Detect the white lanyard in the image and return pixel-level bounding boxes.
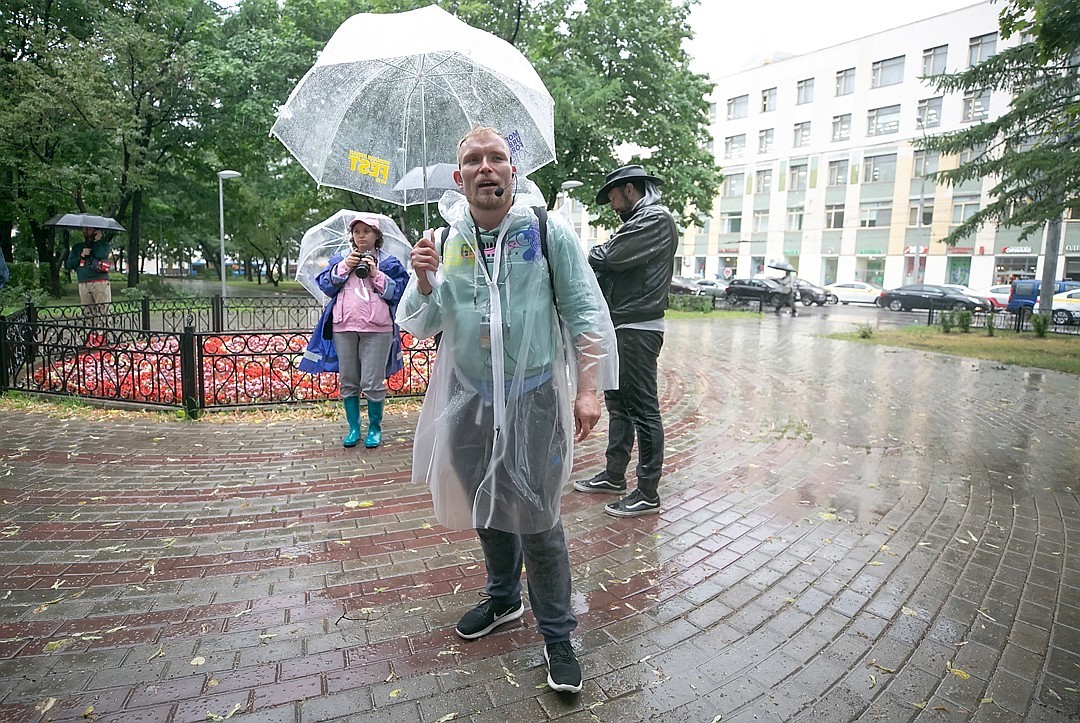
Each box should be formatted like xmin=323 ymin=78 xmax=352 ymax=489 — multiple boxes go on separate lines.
xmin=465 ymin=219 xmax=511 ymax=437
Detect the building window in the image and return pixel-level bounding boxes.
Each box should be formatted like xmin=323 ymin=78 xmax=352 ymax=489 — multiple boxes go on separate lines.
xmin=828 ymin=159 xmax=849 ymax=186
xmin=959 ymin=143 xmax=987 ymax=165
xmin=867 ymin=105 xmax=901 ymax=136
xmin=724 ymin=134 xmax=746 ymax=159
xmin=913 ymin=150 xmax=939 ymax=177
xmin=835 ymin=68 xmax=855 ymax=96
xmin=922 ymin=45 xmax=948 ymax=77
xmin=708 ymin=102 xmax=717 ymax=124
xmin=908 ymin=201 xmax=934 ymax=226
xmin=723 ymin=173 xmax=744 ymax=197
xmin=793 ymin=121 xmax=812 ymax=147
xmin=871 ymin=56 xmax=905 ymax=87
xmin=862 ymin=154 xmax=897 ymax=183
xmin=831 ymin=114 xmax=851 ymax=142
xmin=796 ymin=78 xmax=814 ymax=104
xmin=755 ymin=169 xmax=773 ymax=194
xmin=721 ymin=212 xmax=742 ymax=234
xmin=859 ymin=201 xmax=892 ymax=228
xmin=787 ymin=206 xmax=805 ymax=231
xmin=761 ymin=87 xmax=776 ymax=112
xmin=969 ymin=33 xmax=997 ymax=66
xmin=788 ymin=162 xmax=808 ymax=191
xmin=726 ymin=94 xmax=748 ymax=119
xmin=825 ymin=204 xmax=845 ymax=229
xmin=952 ymin=195 xmax=981 ymax=224
xmin=753 ymin=209 xmax=769 ymax=232
xmin=758 ymin=128 xmax=774 ymax=153
xmin=963 ymin=89 xmax=991 ymax=122
xmin=917 ymin=97 xmax=943 ymax=129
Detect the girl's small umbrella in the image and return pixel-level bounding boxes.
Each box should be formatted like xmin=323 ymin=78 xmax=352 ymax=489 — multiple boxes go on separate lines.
xmin=295 ymin=210 xmax=412 ymax=305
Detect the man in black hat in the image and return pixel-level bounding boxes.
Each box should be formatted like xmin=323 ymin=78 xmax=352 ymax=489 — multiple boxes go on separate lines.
xmin=574 ymin=164 xmax=677 ymax=517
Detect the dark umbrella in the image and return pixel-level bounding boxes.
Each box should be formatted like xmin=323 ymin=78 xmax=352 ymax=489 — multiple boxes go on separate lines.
xmin=46 ymin=214 xmax=126 ymax=232
xmin=768 ymin=260 xmax=796 ymax=272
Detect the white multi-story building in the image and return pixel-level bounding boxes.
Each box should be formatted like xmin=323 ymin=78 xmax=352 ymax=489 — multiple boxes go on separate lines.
xmin=673 ymin=1 xmax=1080 ymax=288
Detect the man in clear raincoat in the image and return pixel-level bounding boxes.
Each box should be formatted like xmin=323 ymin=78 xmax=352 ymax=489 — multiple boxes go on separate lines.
xmin=397 ymin=127 xmax=618 ymax=693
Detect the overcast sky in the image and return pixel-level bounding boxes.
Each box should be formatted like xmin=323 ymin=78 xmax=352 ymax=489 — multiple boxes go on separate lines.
xmin=685 ymin=0 xmax=991 ymax=77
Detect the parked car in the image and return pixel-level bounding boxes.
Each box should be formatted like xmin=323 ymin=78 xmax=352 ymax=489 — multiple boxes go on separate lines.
xmin=694 ymin=278 xmax=729 ymax=297
xmin=942 ymin=284 xmax=996 ymax=310
xmin=724 ymin=277 xmax=783 ymax=306
xmin=792 ymin=278 xmax=835 ymax=306
xmin=669 ymin=276 xmax=703 ymax=295
xmin=823 ymin=281 xmax=883 ymax=305
xmin=1051 ymin=289 xmax=1080 ymax=325
xmin=878 ymin=284 xmax=992 ymax=312
xmin=1007 ymin=279 xmax=1080 ymax=315
xmin=973 ymin=284 xmax=1012 ymax=309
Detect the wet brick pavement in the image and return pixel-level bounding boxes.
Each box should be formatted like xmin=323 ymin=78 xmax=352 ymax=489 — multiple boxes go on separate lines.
xmin=1 ymin=312 xmax=1078 ymax=722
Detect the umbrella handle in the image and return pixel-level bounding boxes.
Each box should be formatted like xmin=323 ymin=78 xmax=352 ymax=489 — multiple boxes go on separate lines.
xmin=426 ymin=269 xmax=443 ymax=289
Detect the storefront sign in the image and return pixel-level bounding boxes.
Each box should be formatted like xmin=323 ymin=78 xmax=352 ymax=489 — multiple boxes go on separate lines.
xmin=948 ymin=246 xmax=973 ymax=254
xmin=1003 ymin=246 xmax=1033 ymax=254
xmin=858 ymin=249 xmax=883 ymax=255
xmin=903 ymin=245 xmax=928 ymax=254
xmin=1065 ymin=245 xmax=1080 ymax=253
xmin=717 ymin=248 xmax=740 ymax=254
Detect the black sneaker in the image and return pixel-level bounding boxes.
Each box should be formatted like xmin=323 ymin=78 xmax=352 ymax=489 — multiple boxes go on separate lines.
xmin=544 ymin=641 xmax=582 ymax=693
xmin=572 ymin=470 xmax=627 ymax=495
xmin=605 ymin=489 xmax=661 ymax=518
xmin=455 ymin=597 xmax=524 ymax=640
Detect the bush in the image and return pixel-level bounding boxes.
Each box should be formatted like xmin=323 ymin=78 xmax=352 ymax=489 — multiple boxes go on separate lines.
xmin=986 ymin=313 xmax=996 ymax=336
xmin=940 ymin=311 xmax=954 ymax=334
xmin=1031 ymin=312 xmax=1051 ymax=337
xmin=857 ymin=323 xmax=874 ymax=339
xmin=667 ymin=294 xmax=714 ymax=312
xmin=955 ymin=310 xmax=972 ymax=333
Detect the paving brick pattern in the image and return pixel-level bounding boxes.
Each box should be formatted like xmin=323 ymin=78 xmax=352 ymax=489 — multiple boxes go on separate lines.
xmin=1 ymin=314 xmax=1078 ymax=722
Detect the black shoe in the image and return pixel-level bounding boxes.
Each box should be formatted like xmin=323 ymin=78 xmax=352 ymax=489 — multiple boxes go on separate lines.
xmin=605 ymin=489 xmax=661 ymax=518
xmin=572 ymin=470 xmax=627 ymax=495
xmin=455 ymin=597 xmax=524 ymax=640
xmin=544 ymin=641 xmax=582 ymax=693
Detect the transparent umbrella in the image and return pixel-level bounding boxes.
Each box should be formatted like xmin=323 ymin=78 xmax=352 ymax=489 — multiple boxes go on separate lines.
xmin=46 ymin=214 xmax=126 ymax=232
xmin=295 ymin=210 xmax=412 ymax=305
xmin=269 ymin=4 xmax=556 ymax=225
xmin=391 ymin=163 xmax=459 ymax=206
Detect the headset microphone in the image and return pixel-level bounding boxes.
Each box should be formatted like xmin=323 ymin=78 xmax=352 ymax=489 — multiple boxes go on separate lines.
xmin=493 ymin=172 xmax=517 ymax=197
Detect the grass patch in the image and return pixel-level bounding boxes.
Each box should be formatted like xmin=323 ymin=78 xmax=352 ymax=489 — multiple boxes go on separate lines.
xmin=829 ymin=325 xmax=1080 ymax=376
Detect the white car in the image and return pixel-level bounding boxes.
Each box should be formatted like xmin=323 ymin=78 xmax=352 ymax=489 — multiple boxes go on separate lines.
xmin=1051 ymin=289 xmax=1080 ymax=325
xmin=973 ymin=284 xmax=1011 ymax=308
xmin=823 ymin=281 xmax=883 ymax=305
xmin=942 ymin=284 xmax=996 ymax=309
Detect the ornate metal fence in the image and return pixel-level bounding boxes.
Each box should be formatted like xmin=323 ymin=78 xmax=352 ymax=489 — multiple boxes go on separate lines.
xmin=0 ymin=296 xmax=436 ymax=415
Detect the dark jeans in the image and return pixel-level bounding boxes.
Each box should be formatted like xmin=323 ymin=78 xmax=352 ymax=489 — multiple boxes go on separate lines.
xmin=604 ymin=327 xmax=664 ymax=497
xmin=447 ymin=380 xmax=576 ymax=643
xmin=476 ymin=523 xmax=576 ymax=644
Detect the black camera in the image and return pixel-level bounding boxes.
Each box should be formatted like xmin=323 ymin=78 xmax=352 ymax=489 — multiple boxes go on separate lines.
xmin=354 ymin=251 xmax=377 ymax=279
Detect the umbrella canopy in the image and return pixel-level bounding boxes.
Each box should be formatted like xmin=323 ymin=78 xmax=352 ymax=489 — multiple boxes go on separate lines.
xmin=270 ymin=4 xmax=555 ymax=220
xmin=295 ymin=210 xmax=412 ymax=305
xmin=768 ymin=260 xmax=796 ymax=272
xmin=46 ymin=214 xmax=126 ymax=232
xmin=391 ymin=163 xmax=460 ymax=204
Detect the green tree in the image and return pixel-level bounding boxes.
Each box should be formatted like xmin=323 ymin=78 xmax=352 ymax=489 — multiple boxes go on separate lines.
xmin=918 ymin=0 xmax=1079 ymax=311
xmin=461 ymin=0 xmax=722 ymax=225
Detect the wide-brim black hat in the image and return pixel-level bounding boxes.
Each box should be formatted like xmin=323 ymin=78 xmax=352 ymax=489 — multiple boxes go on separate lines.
xmin=595 ymin=164 xmax=663 ymax=205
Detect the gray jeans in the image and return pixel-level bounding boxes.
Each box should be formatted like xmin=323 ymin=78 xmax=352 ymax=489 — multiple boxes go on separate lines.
xmin=333 ymin=330 xmax=392 ymax=402
xmin=477 ymin=522 xmax=576 ymax=644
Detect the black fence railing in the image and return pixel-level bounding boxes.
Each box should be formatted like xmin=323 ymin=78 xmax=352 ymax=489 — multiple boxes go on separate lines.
xmin=0 ymin=296 xmax=436 ymax=415
xmin=925 ymin=307 xmax=1080 ymax=335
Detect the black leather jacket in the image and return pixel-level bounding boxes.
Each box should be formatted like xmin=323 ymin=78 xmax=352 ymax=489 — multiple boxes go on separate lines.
xmin=588 ymin=202 xmax=677 ymax=326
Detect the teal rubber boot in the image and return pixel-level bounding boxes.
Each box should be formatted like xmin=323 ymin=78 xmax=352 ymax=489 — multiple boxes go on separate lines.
xmin=342 ymin=396 xmax=363 ymax=448
xmin=364 ymin=399 xmax=384 ymax=448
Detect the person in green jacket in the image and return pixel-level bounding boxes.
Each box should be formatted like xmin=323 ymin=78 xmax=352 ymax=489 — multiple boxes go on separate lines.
xmin=65 ymin=227 xmax=113 ymax=330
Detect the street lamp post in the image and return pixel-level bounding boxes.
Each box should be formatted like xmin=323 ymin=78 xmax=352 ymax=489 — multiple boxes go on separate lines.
xmin=217 ymin=170 xmax=242 ymax=298
xmin=557 ymin=180 xmax=583 ymax=209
